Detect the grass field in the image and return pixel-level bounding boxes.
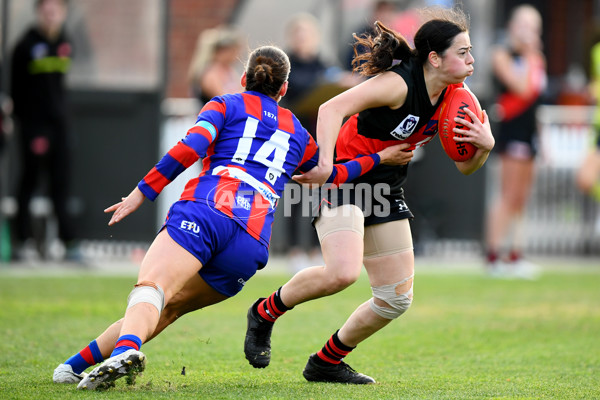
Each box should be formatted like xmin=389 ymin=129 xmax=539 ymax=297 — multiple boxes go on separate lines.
xmin=0 ymin=260 xmax=599 ymax=399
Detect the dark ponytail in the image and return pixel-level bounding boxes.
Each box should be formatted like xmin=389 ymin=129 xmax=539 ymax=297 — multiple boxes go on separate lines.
xmin=352 ymin=6 xmax=470 ymax=76
xmin=352 ymin=21 xmax=413 ymax=76
xmin=245 ymin=46 xmax=290 ymax=97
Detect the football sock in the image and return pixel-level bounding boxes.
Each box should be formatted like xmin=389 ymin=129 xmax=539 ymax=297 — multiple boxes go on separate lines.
xmin=508 ymin=249 xmax=522 ymax=262
xmin=486 ymin=250 xmax=498 ymax=263
xmin=65 ymin=339 xmax=105 ymax=374
xmin=315 ymin=330 xmax=355 ymax=365
xmin=110 ymin=334 xmax=142 ymax=357
xmin=257 ymin=287 xmax=292 ymax=323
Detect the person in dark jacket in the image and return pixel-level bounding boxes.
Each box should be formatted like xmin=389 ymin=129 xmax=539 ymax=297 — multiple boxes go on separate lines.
xmin=10 ymin=0 xmax=76 ymax=261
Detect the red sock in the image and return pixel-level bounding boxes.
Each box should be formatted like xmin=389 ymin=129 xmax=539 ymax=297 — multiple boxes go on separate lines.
xmin=509 ymin=249 xmax=521 ymax=262
xmin=257 ymin=288 xmax=291 ymax=323
xmin=64 ymin=340 xmax=104 ymax=374
xmin=486 ymin=250 xmax=499 ymax=263
xmin=316 ymin=330 xmax=355 ymax=365
xmin=110 ymin=334 xmax=142 ymax=357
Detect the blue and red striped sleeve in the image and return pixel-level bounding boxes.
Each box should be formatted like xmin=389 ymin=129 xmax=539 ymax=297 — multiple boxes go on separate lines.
xmin=138 ymin=98 xmax=226 ymax=201
xmin=327 ymin=153 xmax=380 ymax=185
xmin=296 ymin=134 xmax=381 ymax=185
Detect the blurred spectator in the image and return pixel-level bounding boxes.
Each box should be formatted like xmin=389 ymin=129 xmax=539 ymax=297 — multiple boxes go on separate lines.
xmin=389 ymin=0 xmax=424 ymax=47
xmin=281 ymin=13 xmax=360 ymax=131
xmin=484 ymin=4 xmax=546 ymax=278
xmin=0 ymin=92 xmax=12 ymax=158
xmin=281 ymin=13 xmax=329 ymax=110
xmin=344 ymin=0 xmax=398 ymax=70
xmin=10 ymin=0 xmax=78 ymax=262
xmin=280 ymin=13 xmax=329 ymax=271
xmin=279 ymin=13 xmax=360 ymax=271
xmin=0 ymin=76 xmax=13 ymax=263
xmin=576 ymin=39 xmax=600 ymax=212
xmin=556 ymin=64 xmax=592 ymax=106
xmin=187 ymin=26 xmax=244 ymax=105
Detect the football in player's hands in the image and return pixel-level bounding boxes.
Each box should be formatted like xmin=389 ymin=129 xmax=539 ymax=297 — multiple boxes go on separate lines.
xmin=438 ymin=87 xmax=483 ymax=162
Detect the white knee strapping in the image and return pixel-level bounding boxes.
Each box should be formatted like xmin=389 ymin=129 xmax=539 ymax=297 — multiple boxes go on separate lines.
xmin=369 ymin=274 xmax=414 ymax=320
xmin=127 ymin=283 xmax=165 ymax=317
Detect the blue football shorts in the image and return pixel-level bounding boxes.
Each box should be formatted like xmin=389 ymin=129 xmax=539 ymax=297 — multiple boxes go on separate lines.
xmin=162 ymin=200 xmax=269 ymax=297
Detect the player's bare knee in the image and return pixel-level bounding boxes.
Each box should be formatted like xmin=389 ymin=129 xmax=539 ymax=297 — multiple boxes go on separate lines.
xmin=327 ymin=269 xmax=361 ymax=292
xmin=127 ymin=281 xmax=165 ymax=317
xmin=369 ymin=275 xmax=414 ymax=319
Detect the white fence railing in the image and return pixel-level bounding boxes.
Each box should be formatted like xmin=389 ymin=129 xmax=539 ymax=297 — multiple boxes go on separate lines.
xmin=525 ymin=105 xmax=598 ymax=255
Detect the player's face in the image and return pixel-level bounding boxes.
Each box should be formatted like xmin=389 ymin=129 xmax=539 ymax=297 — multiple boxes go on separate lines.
xmin=440 ymin=32 xmax=474 ymax=83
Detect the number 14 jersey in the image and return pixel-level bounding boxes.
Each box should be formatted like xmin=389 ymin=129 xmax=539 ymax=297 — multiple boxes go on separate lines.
xmin=138 ymin=91 xmax=380 ymax=247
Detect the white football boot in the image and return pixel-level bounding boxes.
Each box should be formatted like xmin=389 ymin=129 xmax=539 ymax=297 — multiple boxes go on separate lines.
xmin=77 ymin=349 xmax=146 ymax=390
xmin=510 ymin=259 xmax=541 ymax=280
xmin=53 ymin=363 xmax=88 ymax=384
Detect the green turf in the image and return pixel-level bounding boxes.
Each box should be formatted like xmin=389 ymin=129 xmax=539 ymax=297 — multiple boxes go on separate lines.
xmin=0 ymin=263 xmax=598 ymax=399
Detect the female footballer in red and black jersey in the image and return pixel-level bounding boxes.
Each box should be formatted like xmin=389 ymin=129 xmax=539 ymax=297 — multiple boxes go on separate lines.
xmin=245 ymin=7 xmax=495 ymax=384
xmin=323 ymin=56 xmax=465 ymax=225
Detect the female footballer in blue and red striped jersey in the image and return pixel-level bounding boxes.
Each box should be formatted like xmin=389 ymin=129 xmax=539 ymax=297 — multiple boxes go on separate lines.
xmin=244 ymin=7 xmax=495 ymax=384
xmin=53 ymin=45 xmax=410 ymax=390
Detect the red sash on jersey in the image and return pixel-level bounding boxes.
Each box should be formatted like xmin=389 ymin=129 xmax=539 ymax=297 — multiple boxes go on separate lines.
xmin=496 ymin=54 xmax=545 ymax=122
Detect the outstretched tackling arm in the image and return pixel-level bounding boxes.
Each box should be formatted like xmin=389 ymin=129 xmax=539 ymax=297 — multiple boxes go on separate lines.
xmin=293 ymin=133 xmax=380 ymax=186
xmin=138 ymin=100 xmax=224 ymax=200
xmin=293 ymin=134 xmax=414 ymax=186
xmin=105 ymin=99 xmax=225 ymax=225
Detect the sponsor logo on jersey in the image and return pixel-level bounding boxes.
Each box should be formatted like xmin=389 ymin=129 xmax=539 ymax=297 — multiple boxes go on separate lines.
xmin=205 ymin=179 xmax=273 ymax=220
xmin=235 ymin=195 xmax=252 ymax=210
xmin=212 ymin=166 xmax=279 ymax=209
xmin=390 ymin=114 xmax=420 ymax=140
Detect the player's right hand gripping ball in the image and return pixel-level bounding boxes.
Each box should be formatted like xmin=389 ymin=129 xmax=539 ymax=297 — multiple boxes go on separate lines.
xmin=438 ymin=87 xmax=483 ymax=162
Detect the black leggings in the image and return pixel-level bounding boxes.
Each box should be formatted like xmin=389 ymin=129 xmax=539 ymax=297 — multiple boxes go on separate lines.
xmin=15 ymin=119 xmax=74 ymax=243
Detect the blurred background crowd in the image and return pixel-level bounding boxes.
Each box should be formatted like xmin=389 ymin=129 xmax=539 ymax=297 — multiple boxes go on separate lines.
xmin=0 ymin=0 xmax=598 ymax=270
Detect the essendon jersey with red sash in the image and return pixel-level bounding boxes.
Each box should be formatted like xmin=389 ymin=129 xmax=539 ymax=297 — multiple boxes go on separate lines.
xmin=494 ymin=48 xmax=545 ymax=142
xmin=335 ymin=57 xmax=463 ymax=194
xmin=495 ymin=49 xmax=545 ymax=123
xmin=138 ymin=91 xmax=380 ymax=246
